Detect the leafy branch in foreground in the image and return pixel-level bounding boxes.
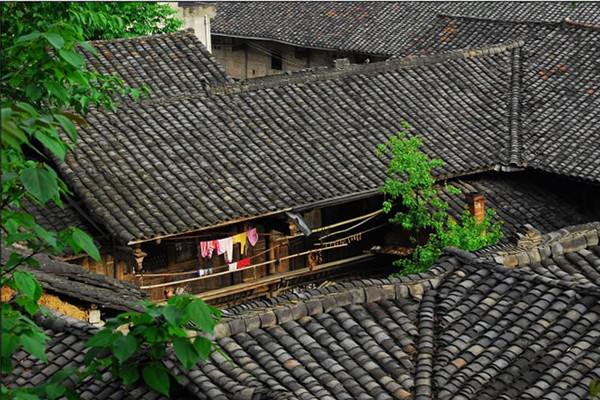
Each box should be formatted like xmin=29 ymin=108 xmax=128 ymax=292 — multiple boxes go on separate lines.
xmin=378 ymin=122 xmax=503 ymax=275
xmin=84 ymin=296 xmax=221 ymax=396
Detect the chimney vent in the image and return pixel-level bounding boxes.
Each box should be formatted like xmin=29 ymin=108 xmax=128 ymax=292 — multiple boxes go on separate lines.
xmin=465 ymin=193 xmax=485 ymax=224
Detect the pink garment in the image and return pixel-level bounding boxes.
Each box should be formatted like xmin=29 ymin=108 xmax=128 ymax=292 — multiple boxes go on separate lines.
xmin=246 ymin=228 xmax=259 ymax=246
xmin=217 ymin=237 xmax=234 ymax=263
xmin=200 ymin=241 xmax=210 ymax=258
xmin=200 ymin=240 xmax=218 ymax=258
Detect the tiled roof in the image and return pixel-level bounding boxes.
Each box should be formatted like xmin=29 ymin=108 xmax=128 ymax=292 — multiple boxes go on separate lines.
xmin=2 ymin=309 xmax=165 ymax=399
xmin=441 ymin=174 xmax=594 ymax=241
xmin=408 ymin=18 xmax=600 ymax=182
xmin=61 ymin=42 xmax=517 ymax=243
xmin=83 ymin=29 xmax=233 ymax=100
xmin=1 ymin=247 xmax=147 ymax=312
xmin=5 ymin=223 xmax=600 ymax=398
xmin=211 ymin=2 xmax=600 ymax=56
xmin=174 ymin=222 xmax=600 ymax=399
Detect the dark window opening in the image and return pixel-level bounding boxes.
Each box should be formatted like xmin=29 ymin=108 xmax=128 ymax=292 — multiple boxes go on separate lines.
xmin=271 ymin=51 xmax=283 ymax=70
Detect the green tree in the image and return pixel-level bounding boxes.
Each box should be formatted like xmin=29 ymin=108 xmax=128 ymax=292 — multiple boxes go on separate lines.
xmin=378 ymin=122 xmax=503 ymax=275
xmin=2 ymin=3 xmax=218 ymax=398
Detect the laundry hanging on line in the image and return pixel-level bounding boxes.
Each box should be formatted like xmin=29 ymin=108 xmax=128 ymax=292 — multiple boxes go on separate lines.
xmin=232 ymin=232 xmax=248 ymax=255
xmin=198 ymin=227 xmax=260 ymax=260
xmin=200 ymin=240 xmax=218 ymax=258
xmin=237 ymin=258 xmax=251 ymax=269
xmin=247 ymin=228 xmax=259 ymax=246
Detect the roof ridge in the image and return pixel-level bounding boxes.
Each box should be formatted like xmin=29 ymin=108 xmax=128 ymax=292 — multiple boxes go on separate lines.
xmin=507 ymin=46 xmax=523 ymax=166
xmin=564 ymin=16 xmax=600 ymax=31
xmin=213 ymin=257 xmax=461 ymax=339
xmin=87 ymin=28 xmax=196 ymax=45
xmin=436 ymin=13 xmax=565 ymax=26
xmin=487 ymin=261 xmax=600 ymax=297
xmin=85 ymin=39 xmax=522 ymax=112
xmin=205 ymin=39 xmax=524 ymax=97
xmin=486 ymin=221 xmax=600 ymax=267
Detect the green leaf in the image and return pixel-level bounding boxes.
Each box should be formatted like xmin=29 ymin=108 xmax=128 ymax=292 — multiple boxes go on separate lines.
xmin=34 ymin=131 xmax=67 ymax=160
xmin=13 ymin=270 xmax=38 ymax=299
xmin=185 ymin=300 xmax=216 ymax=334
xmin=173 ymin=337 xmax=198 ymax=371
xmin=72 ymin=228 xmax=100 ymax=260
xmin=58 ymin=49 xmax=84 ymax=68
xmin=21 ymin=333 xmax=47 ymax=362
xmin=17 ymin=31 xmax=41 ymax=43
xmin=48 ymin=367 xmax=78 ymax=384
xmin=1 ymin=333 xmax=20 ymax=359
xmin=162 ymin=305 xmax=183 ymax=326
xmin=192 ymin=336 xmax=212 ymax=360
xmin=142 ymin=363 xmax=170 ymax=396
xmin=112 ymin=335 xmax=138 ymax=363
xmin=43 ymin=81 xmax=69 ymax=104
xmin=85 ymin=329 xmax=116 ymax=348
xmin=83 ymin=346 xmax=102 ymax=366
xmin=20 ymin=167 xmax=58 ymax=204
xmin=42 ymin=33 xmax=65 ymax=49
xmin=54 ymin=114 xmax=78 ymax=141
xmin=77 ymin=41 xmax=97 ymax=55
xmin=2 ymin=356 xmax=13 ymax=373
xmin=25 ymin=84 xmax=43 ymax=102
xmin=45 ymin=383 xmax=66 ymax=399
xmin=119 ymin=363 xmax=140 ymax=386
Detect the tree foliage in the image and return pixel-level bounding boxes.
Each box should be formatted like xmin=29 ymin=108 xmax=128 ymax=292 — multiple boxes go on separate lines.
xmin=85 ymin=296 xmax=221 ymax=396
xmin=378 ymin=122 xmax=503 ymax=275
xmin=1 ymin=3 xmax=219 ymax=398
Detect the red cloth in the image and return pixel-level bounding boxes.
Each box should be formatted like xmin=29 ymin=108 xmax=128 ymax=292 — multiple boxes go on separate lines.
xmin=237 ymin=258 xmax=251 ymax=269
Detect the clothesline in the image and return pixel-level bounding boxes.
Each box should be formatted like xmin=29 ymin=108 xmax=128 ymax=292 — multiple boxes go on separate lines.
xmin=316 ymin=223 xmax=387 ymax=247
xmin=318 ymin=211 xmax=382 ymax=240
xmin=285 ymin=209 xmax=383 ymax=239
xmin=163 ymin=231 xmax=283 ymax=240
xmin=139 ymin=242 xmax=349 ymax=290
xmin=135 ymin=243 xmax=280 ymax=278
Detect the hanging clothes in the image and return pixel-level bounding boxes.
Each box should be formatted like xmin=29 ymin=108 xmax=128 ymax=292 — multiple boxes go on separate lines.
xmin=233 ymin=232 xmax=248 ymax=255
xmin=217 ymin=237 xmax=234 ymax=263
xmin=200 ymin=240 xmax=218 ymax=258
xmin=228 ymin=262 xmax=237 ymax=271
xmin=237 ymin=258 xmax=251 ymax=269
xmin=246 ymin=228 xmax=259 ymax=246
xmin=199 ymin=241 xmax=210 ymax=258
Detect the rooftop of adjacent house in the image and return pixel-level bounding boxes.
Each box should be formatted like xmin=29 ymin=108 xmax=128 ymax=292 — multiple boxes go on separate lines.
xmin=1 ymin=246 xmax=147 ymax=312
xmin=7 ymin=222 xmax=599 ymax=398
xmin=405 ymin=17 xmax=600 ymax=183
xmin=211 ymin=1 xmax=600 ymax=56
xmin=440 ymin=173 xmax=595 ymax=243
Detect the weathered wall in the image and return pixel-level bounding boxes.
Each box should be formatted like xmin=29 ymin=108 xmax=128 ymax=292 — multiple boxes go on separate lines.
xmin=211 ymin=37 xmax=381 ymax=79
xmin=167 ymin=2 xmax=216 ymax=51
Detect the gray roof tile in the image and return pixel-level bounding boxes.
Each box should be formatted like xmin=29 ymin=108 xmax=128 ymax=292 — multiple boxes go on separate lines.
xmin=211 ymin=2 xmax=600 ymax=56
